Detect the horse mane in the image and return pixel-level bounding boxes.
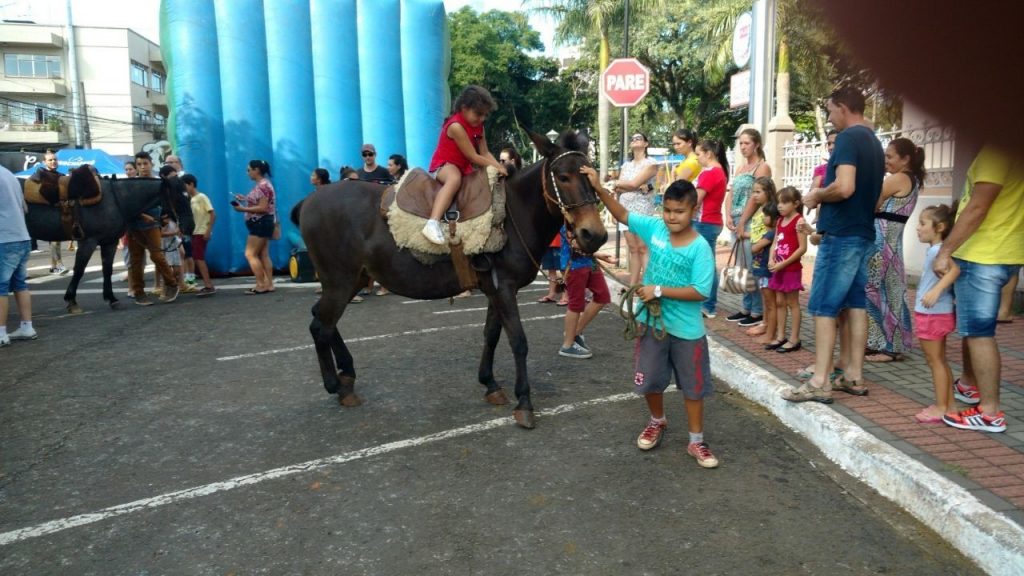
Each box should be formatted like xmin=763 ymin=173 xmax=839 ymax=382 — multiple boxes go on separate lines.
xmin=556 ymin=130 xmax=589 ymax=153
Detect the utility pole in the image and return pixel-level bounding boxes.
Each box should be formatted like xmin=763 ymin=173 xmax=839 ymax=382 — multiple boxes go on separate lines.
xmin=65 ymin=0 xmax=86 ymax=147
xmin=750 ymin=0 xmax=776 ymax=137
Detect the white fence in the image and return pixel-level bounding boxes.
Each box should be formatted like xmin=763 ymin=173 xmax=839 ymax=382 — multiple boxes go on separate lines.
xmin=782 ymin=124 xmax=956 ymax=193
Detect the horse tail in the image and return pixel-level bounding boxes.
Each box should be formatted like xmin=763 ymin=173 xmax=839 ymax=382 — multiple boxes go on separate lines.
xmin=290 ymin=198 xmax=305 ymax=226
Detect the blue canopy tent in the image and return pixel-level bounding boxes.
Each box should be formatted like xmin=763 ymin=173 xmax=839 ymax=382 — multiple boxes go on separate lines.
xmin=15 ymin=149 xmax=128 ymax=177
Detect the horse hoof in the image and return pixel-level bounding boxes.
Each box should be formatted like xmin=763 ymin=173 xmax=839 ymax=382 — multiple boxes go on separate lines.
xmin=513 ymin=409 xmax=535 ymax=429
xmin=338 ymin=394 xmax=363 ymax=407
xmin=485 ymin=389 xmax=509 ymax=405
xmin=67 ymin=304 xmax=84 ymax=315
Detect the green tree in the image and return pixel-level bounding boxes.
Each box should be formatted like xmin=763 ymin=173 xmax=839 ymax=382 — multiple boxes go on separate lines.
xmin=448 ymin=7 xmax=593 ymax=156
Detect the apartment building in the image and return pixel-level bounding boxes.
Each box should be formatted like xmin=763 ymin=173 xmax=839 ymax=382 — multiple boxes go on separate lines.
xmin=0 ymin=20 xmax=167 ymax=155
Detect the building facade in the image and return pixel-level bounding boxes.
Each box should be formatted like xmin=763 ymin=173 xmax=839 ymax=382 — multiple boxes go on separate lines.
xmin=0 ymin=21 xmax=167 ymax=155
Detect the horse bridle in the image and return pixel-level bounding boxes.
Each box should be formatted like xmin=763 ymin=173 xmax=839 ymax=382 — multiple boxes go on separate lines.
xmin=540 ymin=150 xmax=600 ymax=218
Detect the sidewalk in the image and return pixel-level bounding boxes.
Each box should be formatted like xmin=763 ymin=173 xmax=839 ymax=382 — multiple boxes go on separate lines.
xmin=602 ymin=233 xmax=1024 ymax=575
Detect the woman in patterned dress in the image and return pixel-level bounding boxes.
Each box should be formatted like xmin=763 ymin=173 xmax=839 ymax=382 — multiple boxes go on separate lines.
xmin=609 ymin=133 xmax=659 ymax=287
xmin=865 ymin=138 xmax=926 ymax=361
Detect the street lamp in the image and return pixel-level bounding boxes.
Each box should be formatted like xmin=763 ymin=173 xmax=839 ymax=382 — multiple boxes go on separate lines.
xmin=546 ymin=129 xmax=558 ymax=142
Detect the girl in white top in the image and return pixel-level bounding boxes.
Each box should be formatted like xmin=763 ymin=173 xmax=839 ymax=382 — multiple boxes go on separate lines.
xmin=609 ymin=132 xmax=658 ymax=287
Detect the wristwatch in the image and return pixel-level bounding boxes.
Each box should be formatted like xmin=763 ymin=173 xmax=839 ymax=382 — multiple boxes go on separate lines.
xmin=653 ymin=285 xmax=662 ymax=298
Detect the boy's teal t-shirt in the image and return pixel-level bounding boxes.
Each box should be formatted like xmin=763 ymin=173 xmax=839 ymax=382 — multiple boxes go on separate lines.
xmin=628 ymin=213 xmax=715 ymax=340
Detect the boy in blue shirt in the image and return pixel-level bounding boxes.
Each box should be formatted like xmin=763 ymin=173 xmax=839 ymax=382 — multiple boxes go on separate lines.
xmin=557 ymin=224 xmax=616 ymax=359
xmin=583 ymin=166 xmax=719 ymax=468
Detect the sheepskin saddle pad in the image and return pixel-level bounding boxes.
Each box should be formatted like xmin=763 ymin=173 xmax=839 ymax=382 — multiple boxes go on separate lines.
xmin=380 ymin=167 xmax=507 ymax=261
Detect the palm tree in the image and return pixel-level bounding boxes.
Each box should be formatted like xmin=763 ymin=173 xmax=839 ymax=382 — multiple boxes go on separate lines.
xmin=690 ymin=0 xmax=835 ymax=138
xmin=527 ymin=0 xmax=666 ymax=176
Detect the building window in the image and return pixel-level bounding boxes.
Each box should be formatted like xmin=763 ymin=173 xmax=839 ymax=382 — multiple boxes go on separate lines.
xmin=130 ymin=61 xmax=148 ymax=86
xmin=133 ymin=106 xmax=152 ymax=130
xmin=150 ymin=71 xmax=164 ymax=93
xmin=3 ymin=53 xmax=62 ymax=79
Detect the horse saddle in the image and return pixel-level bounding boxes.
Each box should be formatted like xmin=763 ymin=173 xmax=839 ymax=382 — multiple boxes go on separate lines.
xmin=380 ymin=168 xmax=492 ymax=222
xmin=22 ymin=165 xmax=103 ymax=240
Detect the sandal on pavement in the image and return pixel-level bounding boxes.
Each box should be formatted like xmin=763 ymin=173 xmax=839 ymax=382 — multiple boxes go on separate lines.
xmin=776 ymin=340 xmax=802 ymax=353
xmin=781 ymin=384 xmax=833 ymax=404
xmin=865 ymin=351 xmax=902 ymax=362
xmin=832 ymin=375 xmax=869 ymax=396
xmin=764 ymin=339 xmax=787 ymax=351
xmin=537 ymin=295 xmax=557 ymax=303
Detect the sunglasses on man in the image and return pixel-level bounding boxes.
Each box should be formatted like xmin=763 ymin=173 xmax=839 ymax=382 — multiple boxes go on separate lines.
xmin=362 ymin=151 xmax=375 ymax=157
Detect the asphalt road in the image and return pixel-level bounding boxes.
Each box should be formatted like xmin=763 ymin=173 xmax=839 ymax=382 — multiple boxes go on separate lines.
xmin=1 ymin=255 xmax=978 ymax=575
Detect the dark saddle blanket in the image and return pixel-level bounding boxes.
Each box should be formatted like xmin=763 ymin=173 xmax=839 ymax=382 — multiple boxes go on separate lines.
xmin=380 ymin=168 xmax=492 ymax=221
xmin=23 ymin=165 xmax=102 ymax=207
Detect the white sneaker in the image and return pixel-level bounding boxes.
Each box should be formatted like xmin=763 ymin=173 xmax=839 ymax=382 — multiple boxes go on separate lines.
xmin=0 ymin=334 xmax=9 ymax=347
xmin=422 ymin=219 xmax=446 ymax=245
xmin=56 ymin=264 xmax=69 ymax=275
xmin=9 ymin=326 xmax=38 ymax=340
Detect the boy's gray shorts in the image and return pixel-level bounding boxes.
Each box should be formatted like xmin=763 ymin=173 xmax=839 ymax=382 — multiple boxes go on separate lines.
xmin=632 ymin=328 xmax=713 ymax=400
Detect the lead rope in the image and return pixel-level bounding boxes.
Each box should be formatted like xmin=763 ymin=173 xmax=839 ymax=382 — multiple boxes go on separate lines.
xmin=618 ymin=284 xmax=667 ymax=341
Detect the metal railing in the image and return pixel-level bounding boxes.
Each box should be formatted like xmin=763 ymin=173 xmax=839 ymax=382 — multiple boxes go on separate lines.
xmin=782 ymin=124 xmax=956 ymax=192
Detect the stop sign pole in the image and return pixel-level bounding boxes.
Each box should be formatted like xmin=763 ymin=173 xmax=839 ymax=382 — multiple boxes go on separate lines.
xmin=601 ymin=53 xmax=650 ymax=264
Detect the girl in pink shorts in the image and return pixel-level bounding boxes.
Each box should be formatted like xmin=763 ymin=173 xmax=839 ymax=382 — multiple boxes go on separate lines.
xmin=912 ymin=205 xmax=959 ymax=423
xmin=766 ymin=187 xmax=808 ymax=353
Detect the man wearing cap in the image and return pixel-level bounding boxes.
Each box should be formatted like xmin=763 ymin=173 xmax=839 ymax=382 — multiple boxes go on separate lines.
xmin=357 ymin=144 xmax=392 ymax=183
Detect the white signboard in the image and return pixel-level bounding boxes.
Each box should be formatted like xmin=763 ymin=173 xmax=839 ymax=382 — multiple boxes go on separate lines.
xmin=730 ymin=69 xmax=751 ymax=109
xmin=732 ymin=11 xmax=753 ymax=69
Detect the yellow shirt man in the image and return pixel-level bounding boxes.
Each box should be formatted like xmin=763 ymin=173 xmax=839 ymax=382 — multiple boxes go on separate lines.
xmin=954 ymin=145 xmax=1024 ymax=264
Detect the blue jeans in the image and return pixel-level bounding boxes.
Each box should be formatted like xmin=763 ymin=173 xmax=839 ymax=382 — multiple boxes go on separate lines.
xmin=693 ymin=221 xmax=723 ymax=313
xmin=954 ymin=260 xmax=1020 ymax=337
xmin=731 ymin=217 xmax=762 ymax=316
xmin=807 ymin=234 xmax=876 ymax=318
xmin=0 ymin=240 xmax=31 ymax=294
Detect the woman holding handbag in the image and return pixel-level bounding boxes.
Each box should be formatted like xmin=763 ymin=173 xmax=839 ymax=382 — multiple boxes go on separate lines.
xmin=724 ymin=128 xmax=772 ymax=327
xmin=233 ymin=159 xmax=277 ymax=294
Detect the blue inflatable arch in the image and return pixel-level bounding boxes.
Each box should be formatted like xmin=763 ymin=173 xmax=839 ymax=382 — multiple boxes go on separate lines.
xmin=160 ymin=0 xmax=450 ymax=273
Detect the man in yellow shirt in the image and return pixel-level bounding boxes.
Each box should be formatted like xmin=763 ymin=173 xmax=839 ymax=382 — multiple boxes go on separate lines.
xmin=933 ymin=145 xmax=1024 ymax=433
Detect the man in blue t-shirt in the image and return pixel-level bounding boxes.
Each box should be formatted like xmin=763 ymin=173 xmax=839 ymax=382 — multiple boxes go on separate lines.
xmin=784 ymin=86 xmax=884 ymax=404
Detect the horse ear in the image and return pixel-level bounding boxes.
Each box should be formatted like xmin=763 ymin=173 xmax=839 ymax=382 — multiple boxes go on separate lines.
xmin=527 ymin=130 xmax=557 ymax=159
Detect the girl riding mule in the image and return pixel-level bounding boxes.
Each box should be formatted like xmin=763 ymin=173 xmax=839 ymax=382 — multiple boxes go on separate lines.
xmin=23 ymin=169 xmax=194 ymax=313
xmin=294 ymin=131 xmax=608 ymax=428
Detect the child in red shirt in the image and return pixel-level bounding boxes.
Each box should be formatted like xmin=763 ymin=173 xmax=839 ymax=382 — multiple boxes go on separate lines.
xmin=766 ymin=186 xmax=808 ymax=353
xmin=423 ymin=85 xmax=507 ymax=244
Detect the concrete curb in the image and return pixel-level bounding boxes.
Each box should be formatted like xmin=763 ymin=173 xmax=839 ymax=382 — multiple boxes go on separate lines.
xmin=707 ymin=338 xmax=1024 ymax=576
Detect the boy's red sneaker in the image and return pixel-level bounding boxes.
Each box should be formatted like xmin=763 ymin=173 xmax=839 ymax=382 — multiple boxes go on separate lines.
xmin=687 ymin=442 xmax=720 ymax=468
xmin=637 ymin=419 xmax=666 ymax=450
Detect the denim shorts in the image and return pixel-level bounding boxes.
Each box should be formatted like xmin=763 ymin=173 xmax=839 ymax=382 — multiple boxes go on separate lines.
xmin=0 ymin=240 xmax=31 ymax=294
xmin=807 ymin=234 xmax=876 ymax=318
xmin=953 ymin=260 xmax=1020 ymax=337
xmin=245 ymin=215 xmax=274 ymax=238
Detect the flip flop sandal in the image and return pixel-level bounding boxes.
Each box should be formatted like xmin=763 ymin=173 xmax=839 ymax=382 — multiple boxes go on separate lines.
xmin=832 ymin=375 xmax=869 ymax=396
xmin=537 ymin=295 xmax=557 ymax=303
xmin=781 ymin=384 xmax=834 ymax=404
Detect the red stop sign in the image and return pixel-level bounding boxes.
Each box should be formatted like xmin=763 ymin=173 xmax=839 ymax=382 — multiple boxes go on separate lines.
xmin=601 ymin=58 xmax=650 ymax=107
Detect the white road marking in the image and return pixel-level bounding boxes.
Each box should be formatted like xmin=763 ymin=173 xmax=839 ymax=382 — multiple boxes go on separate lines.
xmin=0 ymin=391 xmax=638 ymax=547
xmin=216 ymin=313 xmax=566 ymax=361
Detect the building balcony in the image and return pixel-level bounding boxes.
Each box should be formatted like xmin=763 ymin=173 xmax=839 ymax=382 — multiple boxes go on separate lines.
xmin=0 ymin=77 xmax=67 ymax=96
xmin=0 ymin=24 xmax=64 ymax=48
xmin=0 ymin=124 xmax=67 ymax=146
